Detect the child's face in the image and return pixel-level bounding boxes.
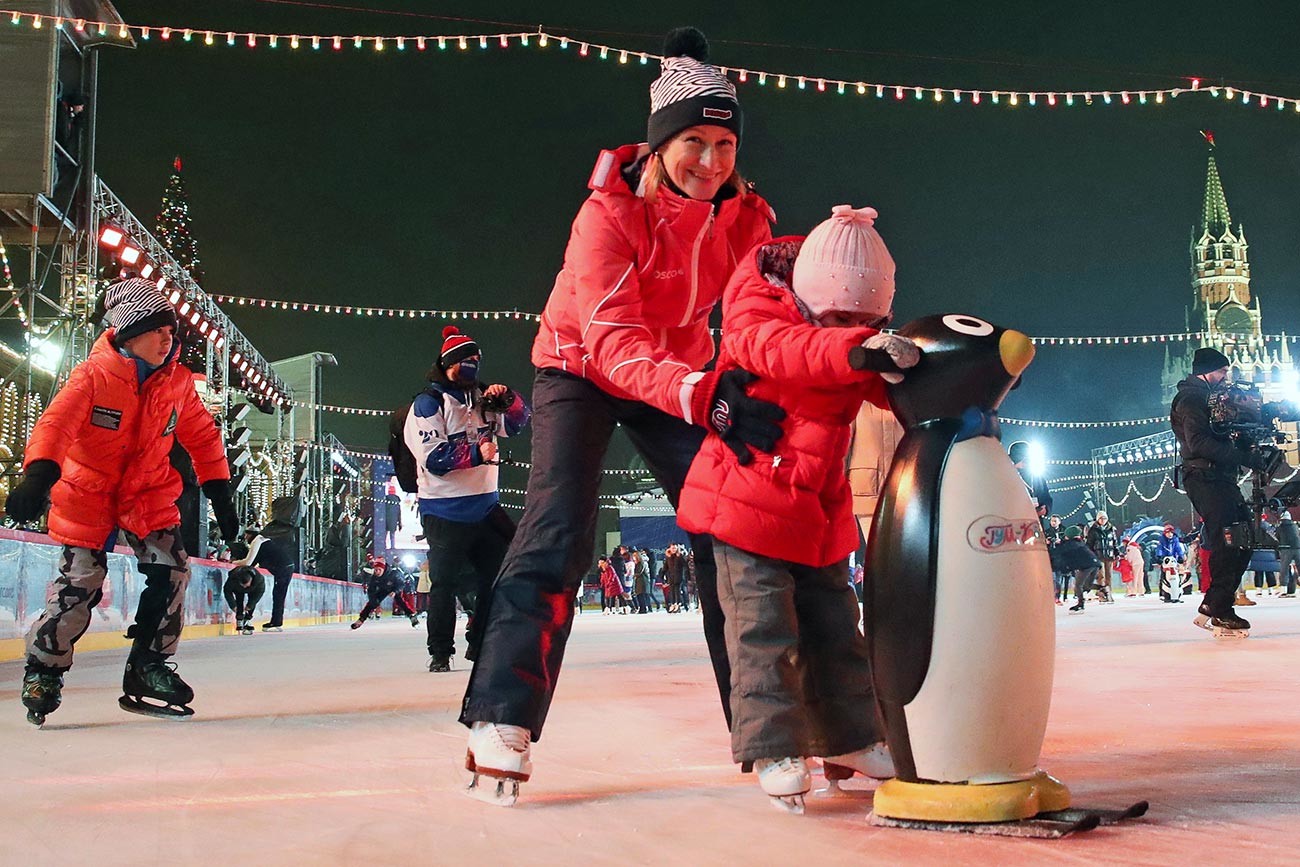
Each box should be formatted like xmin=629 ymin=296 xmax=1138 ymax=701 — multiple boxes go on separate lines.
xmin=815 ymin=309 xmax=891 ymax=329
xmin=123 ymin=325 xmax=174 ymax=366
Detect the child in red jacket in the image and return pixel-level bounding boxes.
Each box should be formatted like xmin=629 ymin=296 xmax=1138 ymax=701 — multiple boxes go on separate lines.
xmin=7 ymin=278 xmax=238 ymax=725
xmin=678 ymin=206 xmax=920 ymax=812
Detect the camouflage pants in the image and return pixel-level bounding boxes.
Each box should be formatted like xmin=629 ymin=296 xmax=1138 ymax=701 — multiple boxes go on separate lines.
xmin=26 ymin=526 xmax=190 ymax=671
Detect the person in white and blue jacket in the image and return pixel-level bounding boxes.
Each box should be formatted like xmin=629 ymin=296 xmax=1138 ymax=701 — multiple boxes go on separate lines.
xmin=405 ymin=326 xmax=531 ymax=672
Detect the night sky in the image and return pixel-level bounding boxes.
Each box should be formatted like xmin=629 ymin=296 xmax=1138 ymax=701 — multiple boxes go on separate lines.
xmin=94 ymin=1 xmax=1300 ymax=514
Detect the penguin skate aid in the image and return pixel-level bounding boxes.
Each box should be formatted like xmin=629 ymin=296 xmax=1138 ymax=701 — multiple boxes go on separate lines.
xmin=859 ymin=313 xmax=1147 ymax=836
xmin=1173 ymin=349 xmax=1300 ymax=640
xmin=6 ymin=277 xmax=238 ymax=726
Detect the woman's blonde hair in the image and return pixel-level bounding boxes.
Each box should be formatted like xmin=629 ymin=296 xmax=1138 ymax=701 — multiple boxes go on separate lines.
xmin=641 ymin=152 xmax=748 ymax=203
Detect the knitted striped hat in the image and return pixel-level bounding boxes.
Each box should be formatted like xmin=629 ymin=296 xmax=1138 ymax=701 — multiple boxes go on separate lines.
xmin=439 ymin=326 xmax=479 ymax=368
xmin=104 ymin=277 xmax=178 ymax=344
xmin=647 ymin=28 xmax=742 ymax=154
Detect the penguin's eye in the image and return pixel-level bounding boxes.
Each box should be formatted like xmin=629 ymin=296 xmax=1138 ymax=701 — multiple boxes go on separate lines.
xmin=942 ymin=314 xmax=994 ymax=336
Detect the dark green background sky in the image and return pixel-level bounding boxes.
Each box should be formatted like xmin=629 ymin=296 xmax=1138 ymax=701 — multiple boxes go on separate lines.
xmin=94 ymin=1 xmax=1300 ymax=512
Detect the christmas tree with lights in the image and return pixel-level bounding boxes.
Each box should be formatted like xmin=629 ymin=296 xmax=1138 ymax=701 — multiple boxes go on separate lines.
xmin=155 ymin=156 xmax=204 ymax=286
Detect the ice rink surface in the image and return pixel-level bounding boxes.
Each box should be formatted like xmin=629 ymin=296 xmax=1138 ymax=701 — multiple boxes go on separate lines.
xmin=3 ymin=596 xmax=1299 ymax=866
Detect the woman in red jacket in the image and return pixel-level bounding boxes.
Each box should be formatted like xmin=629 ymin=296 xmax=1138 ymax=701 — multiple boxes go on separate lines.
xmin=7 ymin=278 xmax=237 ymax=726
xmin=678 ymin=206 xmax=920 ymax=812
xmin=461 ymin=28 xmax=783 ymax=803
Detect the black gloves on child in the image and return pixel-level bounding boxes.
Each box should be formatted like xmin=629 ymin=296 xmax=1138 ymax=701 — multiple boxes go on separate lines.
xmin=202 ymin=479 xmax=240 ymax=542
xmin=6 ymin=460 xmax=60 ymax=523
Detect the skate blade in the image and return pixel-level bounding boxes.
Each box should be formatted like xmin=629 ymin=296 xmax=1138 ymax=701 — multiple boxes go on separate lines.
xmin=465 ymin=773 xmax=520 ymax=807
xmin=118 ymin=696 xmax=195 ymax=719
xmin=1211 ymin=628 xmax=1249 ymax=639
xmin=869 ymin=811 xmax=1100 ymax=838
xmin=768 ymin=793 xmax=807 ymax=815
xmin=813 ymin=779 xmax=846 ymax=798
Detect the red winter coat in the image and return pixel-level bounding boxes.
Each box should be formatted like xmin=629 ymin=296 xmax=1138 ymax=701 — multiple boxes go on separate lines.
xmin=678 ymin=238 xmax=891 ymax=567
xmin=532 ymin=143 xmax=774 ymax=420
xmin=598 ymin=561 xmax=623 ymax=596
xmin=24 ymin=330 xmax=230 ymax=549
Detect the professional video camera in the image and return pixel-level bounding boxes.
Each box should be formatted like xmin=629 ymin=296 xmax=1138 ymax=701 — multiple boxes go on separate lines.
xmin=1207 ymin=381 xmax=1300 ymax=549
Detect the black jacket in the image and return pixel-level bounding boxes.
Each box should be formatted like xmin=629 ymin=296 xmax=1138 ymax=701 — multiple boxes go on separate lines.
xmin=1051 ymin=538 xmax=1101 ymax=572
xmin=1277 ymin=518 xmax=1300 ymax=550
xmin=1171 ymin=375 xmax=1246 ymax=476
xmin=1086 ymin=522 xmax=1121 ymax=559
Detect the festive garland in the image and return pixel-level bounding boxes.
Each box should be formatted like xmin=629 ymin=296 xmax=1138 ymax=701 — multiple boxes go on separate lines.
xmin=10 ymin=11 xmax=1300 ymax=114
xmin=207 ymin=292 xmax=1300 ymax=353
xmin=1001 ymin=415 xmax=1167 ymax=429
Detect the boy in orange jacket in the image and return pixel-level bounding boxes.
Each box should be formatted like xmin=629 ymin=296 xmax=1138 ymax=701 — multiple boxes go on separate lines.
xmin=7 ymin=278 xmax=237 ymax=725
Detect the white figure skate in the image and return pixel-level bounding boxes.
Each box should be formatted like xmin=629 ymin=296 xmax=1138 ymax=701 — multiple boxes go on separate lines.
xmin=816 ymin=741 xmax=895 ymax=796
xmin=465 ymin=721 xmax=532 ymax=807
xmin=755 ymin=757 xmax=812 ymax=814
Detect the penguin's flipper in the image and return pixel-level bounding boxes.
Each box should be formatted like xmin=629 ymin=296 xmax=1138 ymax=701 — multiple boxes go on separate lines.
xmin=864 ymin=417 xmax=963 ymax=781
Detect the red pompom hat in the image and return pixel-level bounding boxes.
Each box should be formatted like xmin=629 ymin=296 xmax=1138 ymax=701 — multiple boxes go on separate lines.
xmin=439 ymin=326 xmax=480 ymax=368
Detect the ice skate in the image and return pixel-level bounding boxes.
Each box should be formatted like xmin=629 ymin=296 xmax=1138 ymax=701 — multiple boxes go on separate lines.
xmin=428 ymin=654 xmax=451 ymax=673
xmin=240 ymin=620 xmax=255 ymax=635
xmin=350 ymin=618 xmax=364 ymax=630
xmin=465 ymin=721 xmax=532 ymax=807
xmin=21 ymin=668 xmax=63 ymax=727
xmin=1194 ymin=604 xmax=1250 ymax=639
xmin=409 ymin=615 xmax=420 ymax=627
xmin=755 ymin=757 xmax=811 ymax=814
xmin=817 ymin=741 xmax=894 ymax=796
xmin=1068 ymin=602 xmax=1084 ymax=614
xmin=261 ymin=623 xmax=283 ymax=632
xmin=119 ymin=652 xmax=195 ymax=718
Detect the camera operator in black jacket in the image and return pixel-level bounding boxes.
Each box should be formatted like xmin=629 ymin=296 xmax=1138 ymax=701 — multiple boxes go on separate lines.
xmin=1170 ymin=348 xmax=1271 ymax=632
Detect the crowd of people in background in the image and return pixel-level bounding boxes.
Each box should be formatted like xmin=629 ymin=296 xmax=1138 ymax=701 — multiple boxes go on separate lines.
xmin=1045 ymin=508 xmax=1300 ymax=614
xmin=592 ymin=543 xmax=697 ymax=615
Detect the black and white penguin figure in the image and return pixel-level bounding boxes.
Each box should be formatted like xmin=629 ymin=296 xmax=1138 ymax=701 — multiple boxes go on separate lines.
xmin=865 ymin=313 xmax=1067 ymax=820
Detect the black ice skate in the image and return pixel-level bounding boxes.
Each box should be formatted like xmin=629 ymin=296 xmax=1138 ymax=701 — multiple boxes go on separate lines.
xmin=240 ymin=620 xmax=254 ymax=635
xmin=428 ymin=654 xmax=451 ymax=673
xmin=261 ymin=623 xmax=283 ymax=632
xmin=21 ymin=668 xmax=64 ymax=727
xmin=119 ymin=651 xmax=195 ymax=718
xmin=1193 ymin=604 xmax=1250 ymax=639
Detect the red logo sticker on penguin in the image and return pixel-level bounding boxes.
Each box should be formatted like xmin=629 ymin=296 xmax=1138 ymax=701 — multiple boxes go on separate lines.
xmin=966 ymin=516 xmax=1045 ymax=554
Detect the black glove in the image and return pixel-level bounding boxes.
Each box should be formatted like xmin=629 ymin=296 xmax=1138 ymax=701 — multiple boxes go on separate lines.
xmin=202 ymin=479 xmax=240 ymax=542
xmin=481 ymin=387 xmax=515 ymax=413
xmin=704 ymin=369 xmax=786 ymax=466
xmin=6 ymin=459 xmax=60 ymax=523
xmin=1244 ymin=445 xmax=1278 ymax=474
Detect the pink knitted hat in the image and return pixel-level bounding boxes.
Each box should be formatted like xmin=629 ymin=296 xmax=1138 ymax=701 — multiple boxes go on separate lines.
xmin=791 ymin=205 xmax=896 ymax=321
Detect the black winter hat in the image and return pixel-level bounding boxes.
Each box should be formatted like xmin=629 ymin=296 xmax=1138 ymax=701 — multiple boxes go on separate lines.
xmin=1192 ymin=347 xmax=1231 ymax=376
xmin=646 ymin=28 xmax=743 ymax=155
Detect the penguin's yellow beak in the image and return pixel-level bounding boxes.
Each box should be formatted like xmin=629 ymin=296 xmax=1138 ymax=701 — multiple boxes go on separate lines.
xmin=999 ymin=329 xmax=1035 ymax=377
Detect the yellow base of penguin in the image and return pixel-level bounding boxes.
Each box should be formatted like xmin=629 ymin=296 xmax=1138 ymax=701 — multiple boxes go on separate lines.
xmin=872 ymin=770 xmax=1071 ymax=823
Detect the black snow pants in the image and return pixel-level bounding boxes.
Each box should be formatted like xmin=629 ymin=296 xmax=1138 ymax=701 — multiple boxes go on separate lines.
xmin=459 ymin=368 xmax=732 ymax=740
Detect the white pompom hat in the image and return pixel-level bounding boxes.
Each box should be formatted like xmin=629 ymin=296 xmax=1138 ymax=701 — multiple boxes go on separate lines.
xmin=791 ymin=205 xmax=896 ymax=322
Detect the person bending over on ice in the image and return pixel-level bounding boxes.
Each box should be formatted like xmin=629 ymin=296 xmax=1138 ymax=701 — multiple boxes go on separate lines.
xmin=1052 ymin=526 xmax=1101 ymax=614
xmin=224 ymin=565 xmax=265 ymax=634
xmin=352 ymin=558 xmax=420 ymax=628
xmin=8 ymin=277 xmax=237 ymax=725
xmin=676 ymin=205 xmax=920 ymax=813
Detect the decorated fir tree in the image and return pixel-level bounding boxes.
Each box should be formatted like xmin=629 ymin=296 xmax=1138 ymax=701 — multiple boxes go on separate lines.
xmin=155 ymin=156 xmax=204 ymax=286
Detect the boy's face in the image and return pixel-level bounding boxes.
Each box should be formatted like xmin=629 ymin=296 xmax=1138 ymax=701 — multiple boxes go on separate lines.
xmin=123 ymin=325 xmax=175 ymax=366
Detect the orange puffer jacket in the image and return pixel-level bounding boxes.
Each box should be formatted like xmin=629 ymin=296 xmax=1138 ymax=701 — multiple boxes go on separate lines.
xmin=24 ymin=330 xmax=230 ymax=549
xmin=532 ymin=143 xmax=774 ymax=420
xmin=677 ymin=238 xmax=891 ymax=568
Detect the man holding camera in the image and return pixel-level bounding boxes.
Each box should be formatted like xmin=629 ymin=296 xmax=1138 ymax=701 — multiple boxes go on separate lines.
xmin=1170 ymin=347 xmax=1272 ymax=634
xmin=404 ymin=326 xmax=531 ymax=672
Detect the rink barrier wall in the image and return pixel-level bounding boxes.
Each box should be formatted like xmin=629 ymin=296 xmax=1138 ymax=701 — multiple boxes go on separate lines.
xmin=0 ymin=528 xmax=369 ymax=662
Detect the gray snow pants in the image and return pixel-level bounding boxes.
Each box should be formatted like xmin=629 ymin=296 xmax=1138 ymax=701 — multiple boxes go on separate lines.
xmin=26 ymin=526 xmax=190 ymax=672
xmin=714 ymin=540 xmax=880 ymax=763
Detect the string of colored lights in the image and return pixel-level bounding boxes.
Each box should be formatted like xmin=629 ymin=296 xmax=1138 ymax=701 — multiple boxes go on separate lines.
xmin=8 ymin=10 xmax=1300 ymax=114
xmin=205 ymin=292 xmax=1297 ymax=349
xmin=1001 ymin=414 xmax=1167 ymax=429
